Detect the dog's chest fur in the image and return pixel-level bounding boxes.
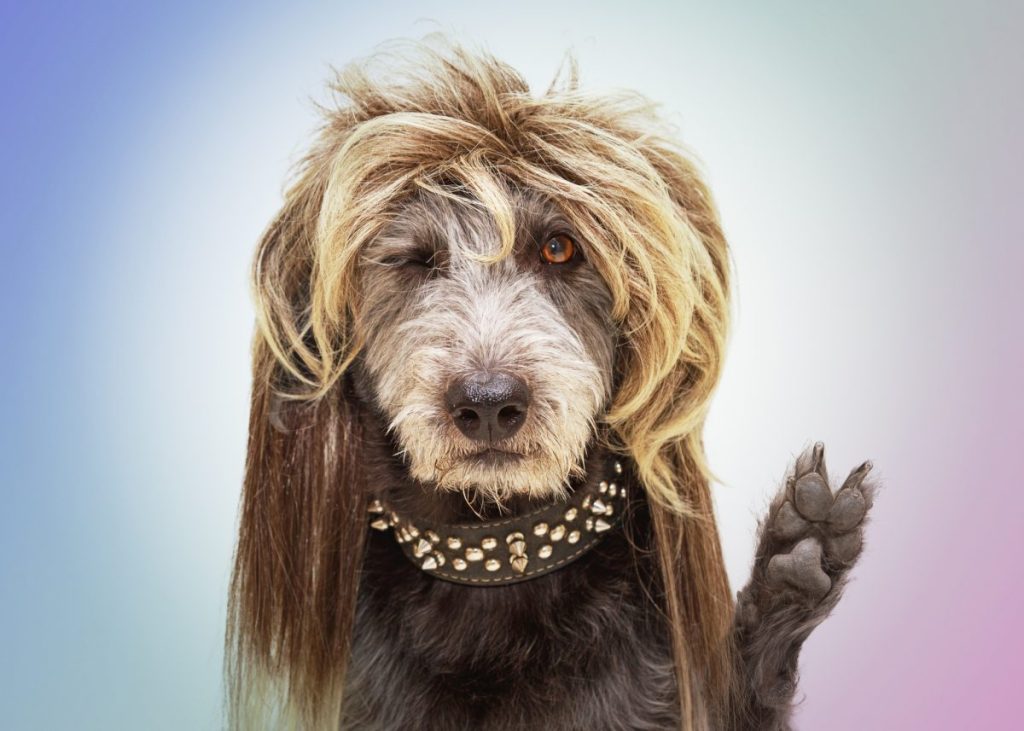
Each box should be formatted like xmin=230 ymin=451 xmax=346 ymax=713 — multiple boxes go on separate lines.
xmin=341 ymin=459 xmax=680 ymax=730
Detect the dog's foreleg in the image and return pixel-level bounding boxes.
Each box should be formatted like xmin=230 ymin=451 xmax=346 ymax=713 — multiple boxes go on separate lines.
xmin=731 ymin=443 xmax=877 ymax=730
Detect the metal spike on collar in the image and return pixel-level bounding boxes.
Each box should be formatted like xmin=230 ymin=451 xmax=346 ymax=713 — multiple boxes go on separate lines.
xmin=412 ymin=538 xmax=432 ymax=558
xmin=509 ymin=540 xmax=527 ymax=557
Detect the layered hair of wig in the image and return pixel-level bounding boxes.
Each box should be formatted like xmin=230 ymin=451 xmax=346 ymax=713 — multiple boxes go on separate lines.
xmin=227 ymin=36 xmax=736 ymax=730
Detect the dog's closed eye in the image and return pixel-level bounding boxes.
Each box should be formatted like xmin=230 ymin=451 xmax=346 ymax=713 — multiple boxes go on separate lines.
xmin=381 ymin=250 xmax=435 ymax=268
xmin=374 ymin=247 xmax=447 ymax=275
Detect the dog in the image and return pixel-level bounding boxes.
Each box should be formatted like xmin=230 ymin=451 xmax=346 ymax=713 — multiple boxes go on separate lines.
xmin=225 ymin=37 xmax=877 ymax=731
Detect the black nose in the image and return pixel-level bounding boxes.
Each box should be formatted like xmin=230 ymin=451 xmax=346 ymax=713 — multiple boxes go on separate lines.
xmin=446 ymin=372 xmax=530 ymax=442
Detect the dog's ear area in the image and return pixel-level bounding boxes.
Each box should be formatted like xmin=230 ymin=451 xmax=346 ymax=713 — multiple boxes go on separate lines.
xmin=226 ymin=155 xmax=369 ymax=731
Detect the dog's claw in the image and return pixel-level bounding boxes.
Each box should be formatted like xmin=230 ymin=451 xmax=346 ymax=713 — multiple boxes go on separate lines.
xmin=810 ymin=441 xmax=825 ymax=472
xmin=840 ymin=460 xmax=873 ymax=493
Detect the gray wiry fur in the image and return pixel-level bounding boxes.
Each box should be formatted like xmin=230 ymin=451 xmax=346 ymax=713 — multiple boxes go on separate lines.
xmin=342 ymin=186 xmax=876 ymax=729
xmin=354 ymin=187 xmax=615 ymax=504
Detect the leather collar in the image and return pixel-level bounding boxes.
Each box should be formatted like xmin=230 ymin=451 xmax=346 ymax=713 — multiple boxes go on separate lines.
xmin=367 ymin=458 xmax=627 ymax=586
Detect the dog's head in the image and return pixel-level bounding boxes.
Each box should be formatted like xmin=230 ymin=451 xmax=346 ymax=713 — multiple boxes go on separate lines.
xmin=350 ymin=185 xmax=615 ymax=502
xmin=231 ymin=37 xmax=734 ymax=731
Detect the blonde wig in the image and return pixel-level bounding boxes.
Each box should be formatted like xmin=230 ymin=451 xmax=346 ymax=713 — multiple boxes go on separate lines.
xmin=227 ymin=37 xmax=737 ymax=730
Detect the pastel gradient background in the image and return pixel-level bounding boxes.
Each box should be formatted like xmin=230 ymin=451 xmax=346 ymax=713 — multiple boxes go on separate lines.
xmin=2 ymin=2 xmax=1021 ymax=729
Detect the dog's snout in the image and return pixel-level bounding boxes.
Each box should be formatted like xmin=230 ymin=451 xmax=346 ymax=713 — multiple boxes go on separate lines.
xmin=446 ymin=372 xmax=530 ymax=442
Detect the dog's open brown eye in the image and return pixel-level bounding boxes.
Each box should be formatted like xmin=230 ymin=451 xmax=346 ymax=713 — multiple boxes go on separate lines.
xmin=540 ymin=234 xmax=578 ymax=265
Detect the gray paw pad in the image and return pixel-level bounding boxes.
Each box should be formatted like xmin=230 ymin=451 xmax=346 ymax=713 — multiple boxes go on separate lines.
xmin=794 ymin=473 xmax=833 ymax=521
xmin=772 ymin=502 xmax=810 ymax=541
xmin=825 ymin=530 xmax=864 ymax=566
xmin=828 ymin=489 xmax=867 ymax=532
xmin=766 ymin=537 xmax=832 ymax=602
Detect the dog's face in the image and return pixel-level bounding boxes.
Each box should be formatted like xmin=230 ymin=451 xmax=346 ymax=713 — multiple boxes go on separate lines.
xmin=351 ymin=187 xmax=616 ymax=502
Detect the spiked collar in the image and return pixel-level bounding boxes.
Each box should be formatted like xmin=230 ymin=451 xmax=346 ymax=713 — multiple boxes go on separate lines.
xmin=366 ymin=458 xmax=627 ymax=586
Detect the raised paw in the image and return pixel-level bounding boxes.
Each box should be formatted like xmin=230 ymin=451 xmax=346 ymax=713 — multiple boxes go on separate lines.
xmin=733 ymin=443 xmax=879 ymax=725
xmin=754 ymin=442 xmax=877 ymax=612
